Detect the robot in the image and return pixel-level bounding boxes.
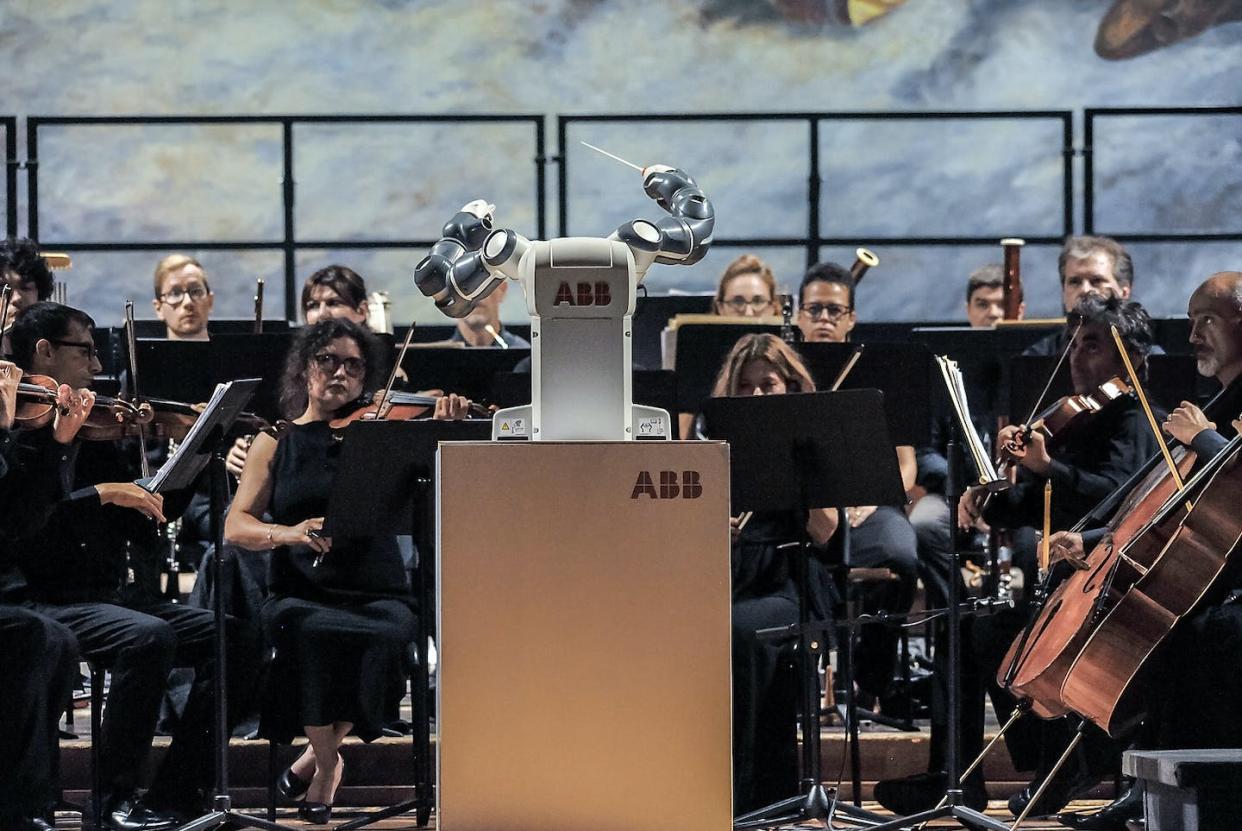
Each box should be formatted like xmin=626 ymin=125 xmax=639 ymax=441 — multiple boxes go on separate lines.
xmin=414 ymin=165 xmax=714 ymax=441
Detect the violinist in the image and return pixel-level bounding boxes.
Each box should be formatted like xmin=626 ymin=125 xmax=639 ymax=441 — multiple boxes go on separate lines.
xmin=708 ymin=333 xmax=839 ymax=813
xmin=151 ymin=254 xmax=213 ymax=341
xmin=712 ymin=254 xmax=779 ymax=318
xmin=1048 ymin=272 xmax=1242 ymax=831
xmin=225 ymin=319 xmax=466 ymax=822
xmin=878 ymin=296 xmax=1161 ymax=819
xmin=0 ymin=358 xmax=82 ymax=831
xmin=6 ymin=302 xmax=218 ymax=829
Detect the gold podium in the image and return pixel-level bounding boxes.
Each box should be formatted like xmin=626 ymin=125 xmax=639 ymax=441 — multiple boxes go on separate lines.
xmin=437 ymin=441 xmax=733 ymax=830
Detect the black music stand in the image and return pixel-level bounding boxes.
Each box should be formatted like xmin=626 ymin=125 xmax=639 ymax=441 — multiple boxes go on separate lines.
xmin=397 ymin=346 xmax=531 ymax=404
xmin=320 ymin=419 xmax=493 ymax=830
xmin=173 ymin=381 xmax=298 ymax=831
xmin=865 ymin=425 xmax=1010 ymax=831
xmin=703 ymin=389 xmax=904 ymax=830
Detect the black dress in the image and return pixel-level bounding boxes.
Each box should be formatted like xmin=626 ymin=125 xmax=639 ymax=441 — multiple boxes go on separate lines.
xmin=260 ymin=421 xmax=416 ymax=743
xmin=731 ymin=510 xmax=836 ymax=814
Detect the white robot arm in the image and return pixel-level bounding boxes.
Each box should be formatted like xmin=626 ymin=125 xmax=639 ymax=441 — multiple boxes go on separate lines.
xmin=414 ymin=167 xmax=714 ymax=317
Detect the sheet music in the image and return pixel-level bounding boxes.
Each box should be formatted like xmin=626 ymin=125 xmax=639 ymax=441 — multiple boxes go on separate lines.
xmin=934 ymin=355 xmax=1007 ymax=491
xmin=147 ymin=379 xmax=258 ymax=493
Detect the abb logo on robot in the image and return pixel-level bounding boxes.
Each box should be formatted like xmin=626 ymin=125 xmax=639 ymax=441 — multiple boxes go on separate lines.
xmin=631 ymin=470 xmax=703 ymax=499
xmin=554 ymin=281 xmax=611 ymax=307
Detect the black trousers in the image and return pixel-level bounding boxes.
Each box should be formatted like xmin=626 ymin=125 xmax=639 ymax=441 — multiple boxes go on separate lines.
xmin=844 ymin=506 xmax=919 ymax=697
xmin=27 ymin=599 xmax=217 ymax=807
xmin=0 ymin=605 xmax=79 ymax=820
xmin=732 ymin=593 xmax=800 ymax=815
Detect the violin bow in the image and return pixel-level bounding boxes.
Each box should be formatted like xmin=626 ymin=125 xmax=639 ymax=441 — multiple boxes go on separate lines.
xmin=0 ymin=284 xmax=11 ymax=335
xmin=1019 ymin=321 xmax=1083 ymax=430
xmin=1109 ymin=324 xmax=1189 ymax=507
xmin=373 ymin=325 xmax=417 ymax=419
xmin=123 ymin=301 xmax=152 ymax=479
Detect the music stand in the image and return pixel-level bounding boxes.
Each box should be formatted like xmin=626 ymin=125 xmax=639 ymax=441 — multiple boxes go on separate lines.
xmin=321 ymin=419 xmax=493 ymax=830
xmin=174 ymin=382 xmax=298 ymax=831
xmin=703 ymin=389 xmax=904 ymax=829
xmin=397 ymin=347 xmax=531 ymax=404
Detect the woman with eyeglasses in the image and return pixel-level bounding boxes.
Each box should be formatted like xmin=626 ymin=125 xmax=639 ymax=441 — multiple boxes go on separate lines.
xmin=712 ymin=254 xmax=779 ymax=318
xmin=225 ymin=319 xmax=466 ymax=822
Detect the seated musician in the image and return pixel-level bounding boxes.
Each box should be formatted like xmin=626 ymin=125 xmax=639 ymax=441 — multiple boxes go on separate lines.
xmin=795 ymin=262 xmax=920 ymax=707
xmin=225 ymin=319 xmax=468 ymax=822
xmin=1024 ymin=236 xmax=1134 ymax=357
xmin=709 ymin=333 xmax=839 ymax=814
xmin=6 ymin=302 xmax=217 ymax=829
xmin=0 ymin=358 xmax=82 ymax=831
xmin=878 ymin=295 xmax=1161 ymax=819
xmin=302 ymin=264 xmax=370 ymax=326
xmin=449 ymin=276 xmax=529 ymax=347
xmin=1048 ymin=272 xmax=1242 ymax=831
xmin=712 ymin=254 xmax=779 ymax=318
xmin=0 ymin=237 xmax=55 ymax=352
xmin=965 ymin=263 xmax=1023 ymax=329
xmin=151 ymin=254 xmax=213 ymax=341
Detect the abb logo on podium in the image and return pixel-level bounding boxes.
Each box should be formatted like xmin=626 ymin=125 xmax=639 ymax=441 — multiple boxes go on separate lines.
xmin=631 ymin=470 xmax=702 ymax=499
xmin=554 ymin=281 xmax=612 ymax=307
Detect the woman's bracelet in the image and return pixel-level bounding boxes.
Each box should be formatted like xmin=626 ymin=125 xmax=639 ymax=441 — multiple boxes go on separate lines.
xmin=265 ymin=523 xmax=277 ymax=549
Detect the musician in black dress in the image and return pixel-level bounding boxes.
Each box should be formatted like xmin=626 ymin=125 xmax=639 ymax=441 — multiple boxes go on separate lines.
xmin=710 ymin=334 xmax=840 ymax=814
xmin=225 ymin=318 xmax=467 ymax=822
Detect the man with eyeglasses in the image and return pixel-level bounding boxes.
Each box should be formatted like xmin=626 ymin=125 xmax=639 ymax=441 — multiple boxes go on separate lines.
xmin=5 ymin=302 xmax=220 ymax=828
xmin=796 ymin=261 xmax=857 ymax=343
xmin=152 ymin=255 xmax=213 ymax=341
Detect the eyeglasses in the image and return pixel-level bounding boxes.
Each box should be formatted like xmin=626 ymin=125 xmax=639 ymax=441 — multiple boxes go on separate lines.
xmin=720 ymin=296 xmax=774 ymax=313
xmin=157 ymin=286 xmax=210 ymax=305
xmin=800 ymin=302 xmax=852 ymax=321
xmin=312 ymin=352 xmax=366 ymax=378
xmin=49 ymin=339 xmax=99 ymax=360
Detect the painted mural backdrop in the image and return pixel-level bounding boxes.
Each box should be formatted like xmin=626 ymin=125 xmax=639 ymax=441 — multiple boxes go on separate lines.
xmin=1 ymin=0 xmax=1239 ymax=325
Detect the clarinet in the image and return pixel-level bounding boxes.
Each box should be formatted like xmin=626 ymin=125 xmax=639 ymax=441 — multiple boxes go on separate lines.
xmin=780 ymin=293 xmax=796 ymax=344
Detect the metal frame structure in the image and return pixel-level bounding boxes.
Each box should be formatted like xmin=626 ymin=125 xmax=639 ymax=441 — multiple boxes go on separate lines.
xmin=557 ymin=111 xmax=1075 ymax=268
xmin=24 ymin=114 xmax=546 ymax=320
xmin=1084 ymin=105 xmax=1242 ymax=243
xmin=3 ymin=116 xmax=16 ymax=237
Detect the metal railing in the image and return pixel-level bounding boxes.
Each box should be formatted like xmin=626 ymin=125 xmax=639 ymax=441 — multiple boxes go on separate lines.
xmin=1084 ymin=106 xmax=1242 ymax=243
xmin=25 ymin=114 xmax=547 ymax=319
xmin=558 ymin=111 xmax=1075 ymax=269
xmin=3 ymin=116 xmax=16 ymax=238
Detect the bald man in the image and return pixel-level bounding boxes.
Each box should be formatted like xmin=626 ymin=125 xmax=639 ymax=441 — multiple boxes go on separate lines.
xmin=1052 ymin=272 xmax=1242 ymax=831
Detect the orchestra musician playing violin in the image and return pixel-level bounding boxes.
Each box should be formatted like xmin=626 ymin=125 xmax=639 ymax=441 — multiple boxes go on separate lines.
xmin=5 ymin=302 xmax=221 ymax=829
xmin=709 ymin=333 xmax=840 ymax=814
xmin=225 ymin=319 xmax=468 ymax=823
xmin=1047 ymin=272 xmax=1242 ymax=831
xmin=877 ymin=296 xmax=1161 ymax=819
xmin=0 ymin=357 xmax=82 ymax=831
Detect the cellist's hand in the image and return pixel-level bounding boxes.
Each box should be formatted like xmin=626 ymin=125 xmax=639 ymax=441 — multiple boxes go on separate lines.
xmin=1163 ymin=401 xmax=1214 ymax=446
xmin=433 ymin=393 xmax=471 ymax=421
xmin=52 ymin=386 xmax=95 ymax=444
xmin=0 ymin=361 xmax=21 ymax=430
xmin=1047 ymin=531 xmax=1089 ymax=570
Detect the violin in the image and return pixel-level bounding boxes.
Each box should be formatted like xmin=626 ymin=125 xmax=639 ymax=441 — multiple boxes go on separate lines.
xmin=13 ymin=374 xmax=149 ymax=439
xmin=328 ymin=389 xmax=491 ymax=430
xmin=998 ymin=377 xmax=1133 ymax=467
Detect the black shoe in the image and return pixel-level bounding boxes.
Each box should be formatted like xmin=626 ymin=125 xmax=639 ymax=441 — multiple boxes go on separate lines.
xmin=874 ymin=770 xmax=988 ymax=815
xmin=276 ymin=765 xmax=311 ymax=801
xmin=1007 ymin=767 xmax=1099 ymax=819
xmin=1058 ymin=784 xmax=1143 ymax=830
xmin=297 ymin=802 xmax=332 ymax=824
xmin=103 ymin=800 xmax=179 ymax=831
